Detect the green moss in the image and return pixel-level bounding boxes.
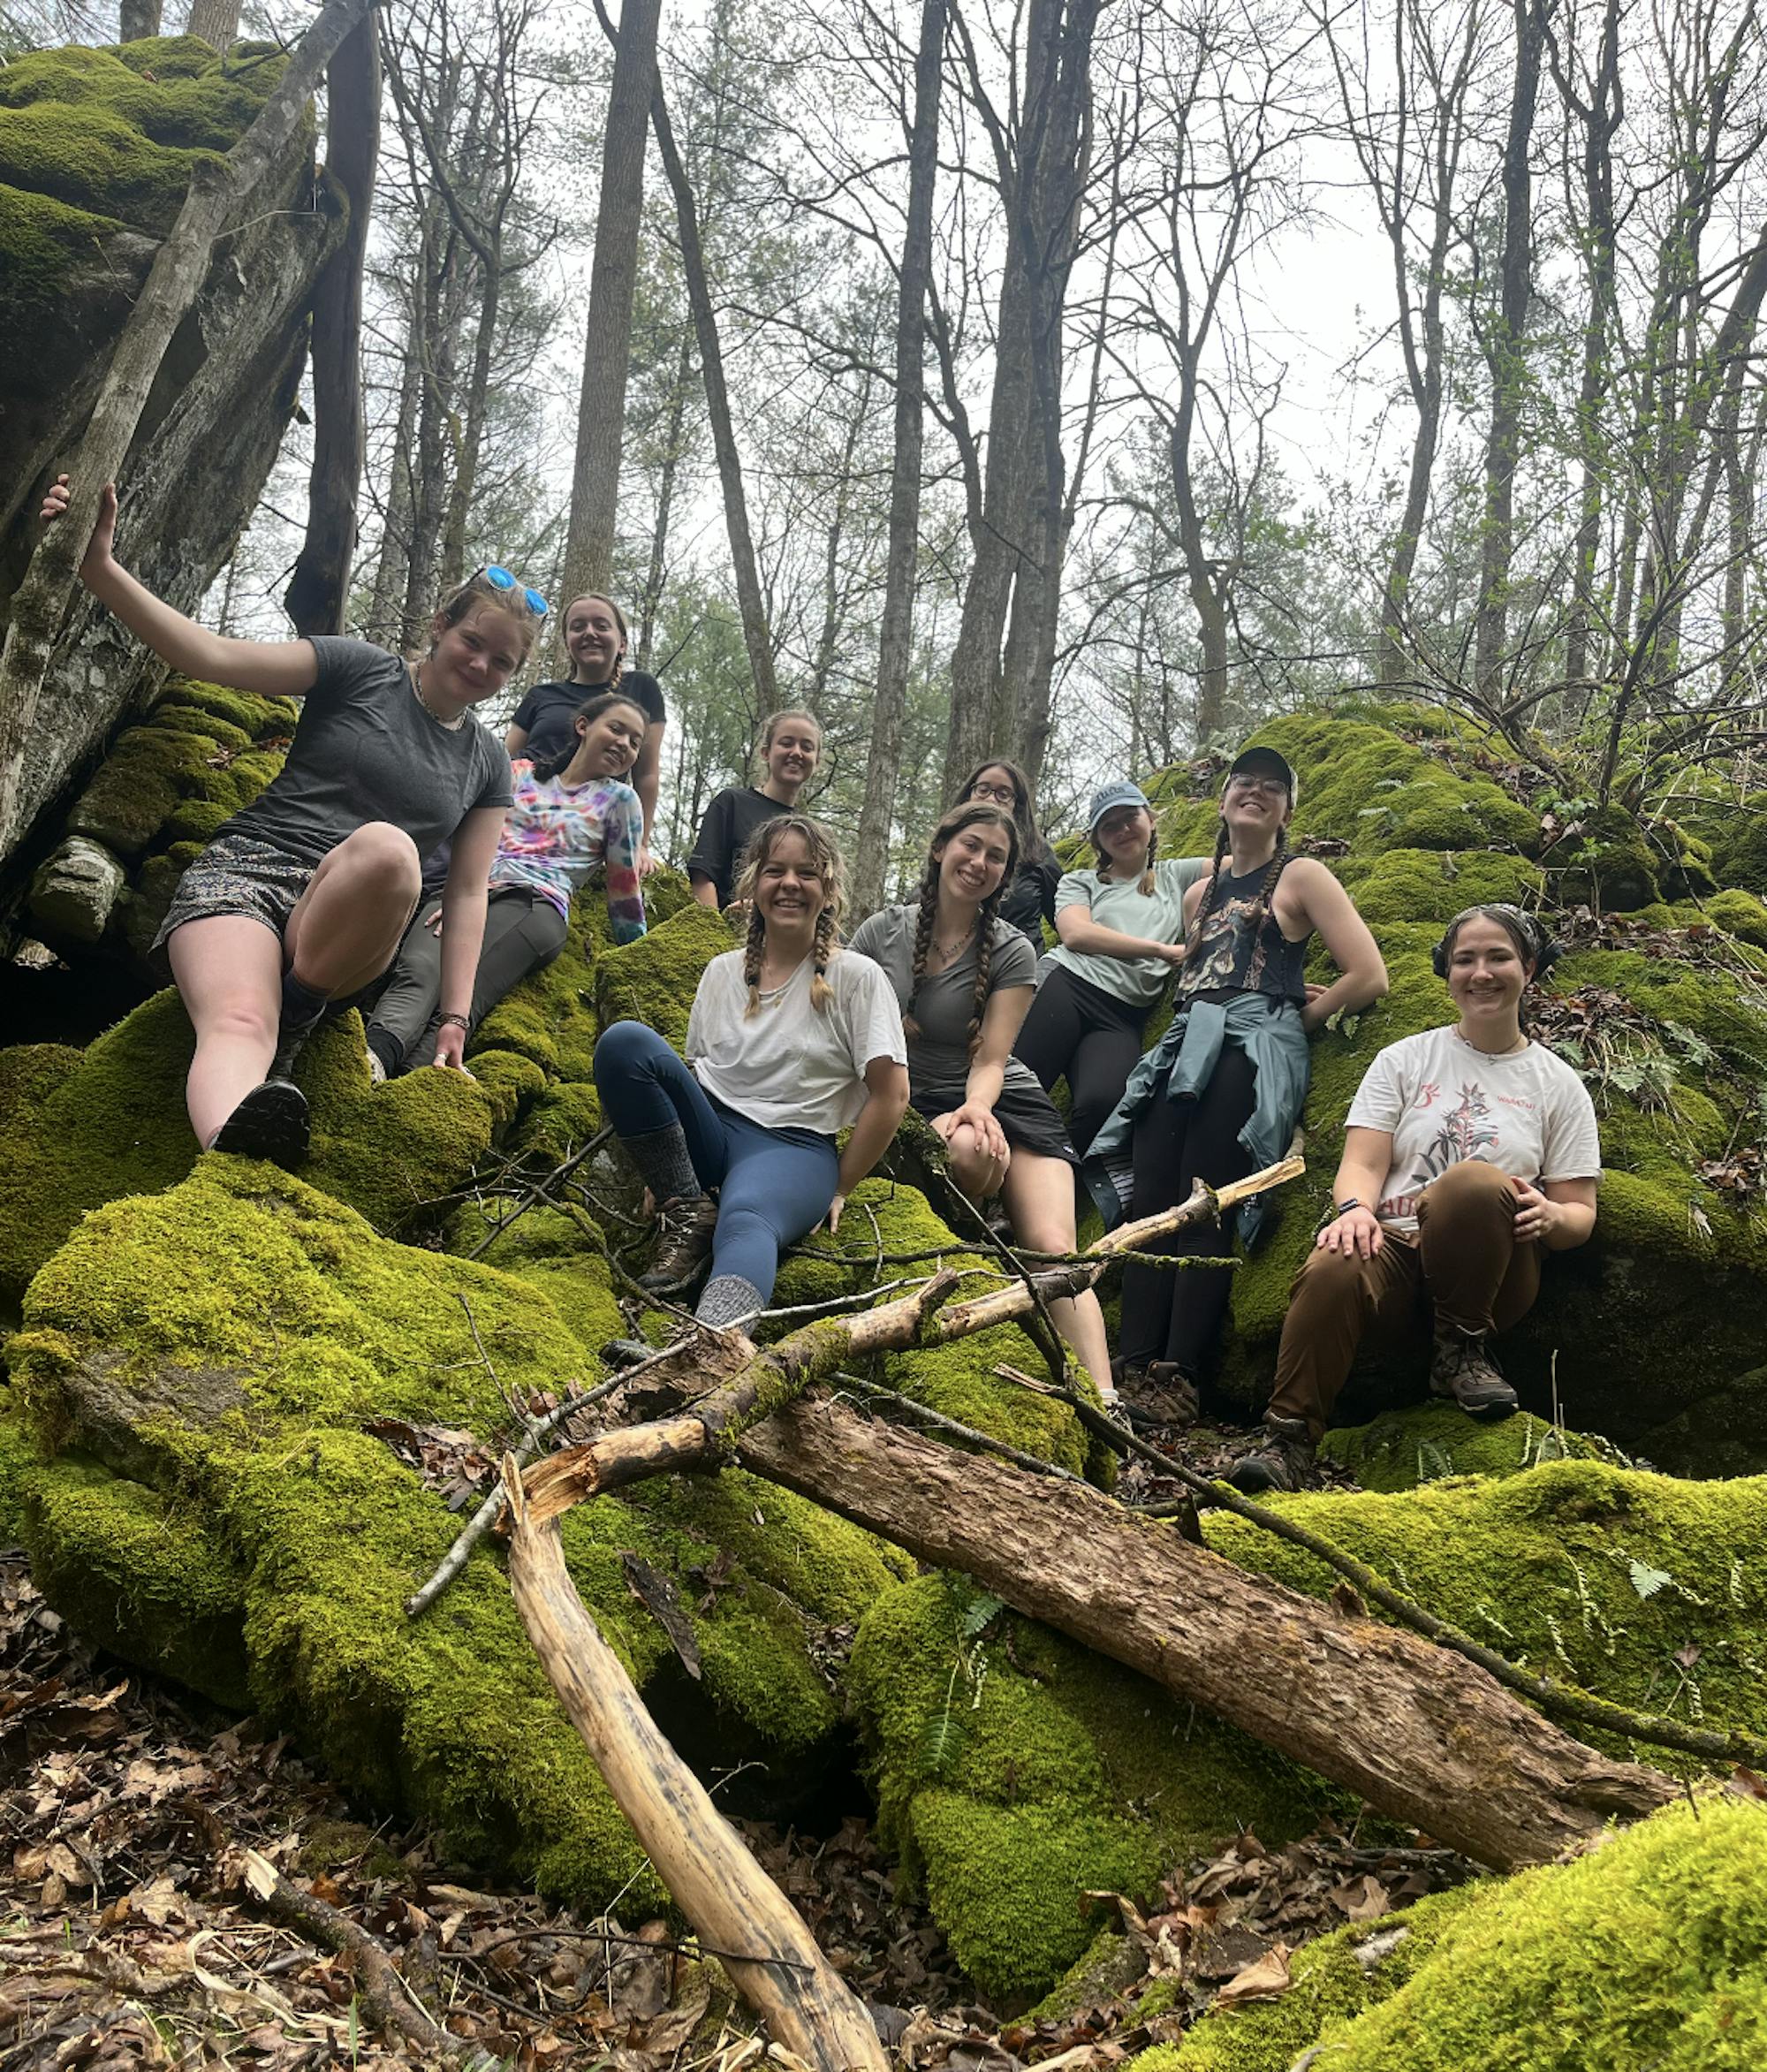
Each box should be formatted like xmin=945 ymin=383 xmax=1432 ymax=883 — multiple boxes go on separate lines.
xmin=1543 ymin=803 xmax=1663 ymax=911
xmin=1321 ymin=1403 xmax=1626 ymax=1491
xmin=1334 ymin=847 xmax=1543 ymax=928
xmin=847 ymin=1573 xmax=1329 ymax=2002
xmin=0 ymin=180 xmax=125 ymax=314
xmin=1713 ymin=805 xmax=1767 ymax=897
xmin=592 ymin=900 xmax=737 ymax=1052
xmin=1703 ymin=887 xmax=1767 ymax=948
xmin=0 ymin=997 xmax=498 ymax=1303
xmin=1163 ymin=1799 xmax=1767 ymax=2071
xmin=1204 ymin=1461 xmax=1767 ymax=1763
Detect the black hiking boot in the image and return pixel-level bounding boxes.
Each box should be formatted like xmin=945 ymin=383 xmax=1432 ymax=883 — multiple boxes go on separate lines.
xmin=1429 ymin=1324 xmax=1519 ymax=1420
xmin=1226 ymin=1414 xmax=1319 ymax=1494
xmin=210 ymin=1079 xmax=311 ymax=1166
xmin=637 ymin=1191 xmax=720 ymax=1294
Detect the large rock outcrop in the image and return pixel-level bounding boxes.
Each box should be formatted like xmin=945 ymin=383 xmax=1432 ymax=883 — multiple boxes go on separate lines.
xmin=0 ymin=37 xmax=345 ymax=891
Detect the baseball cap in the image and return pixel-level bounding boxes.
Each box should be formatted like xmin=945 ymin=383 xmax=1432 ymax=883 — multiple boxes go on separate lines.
xmin=1088 ymin=779 xmax=1152 ymax=833
xmin=1226 ymin=745 xmax=1298 ymax=804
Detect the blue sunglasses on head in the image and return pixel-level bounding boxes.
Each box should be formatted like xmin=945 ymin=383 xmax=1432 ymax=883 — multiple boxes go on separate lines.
xmin=477 ymin=564 xmax=550 ymax=618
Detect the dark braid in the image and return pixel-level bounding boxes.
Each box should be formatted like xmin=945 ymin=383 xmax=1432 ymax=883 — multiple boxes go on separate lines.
xmin=742 ymin=899 xmax=768 ymax=1020
xmin=810 ymin=907 xmax=838 ymax=1013
xmin=1254 ymin=827 xmax=1291 ymax=938
xmin=1140 ymin=827 xmax=1160 ymax=898
xmin=966 ymin=892 xmax=1002 ymax=1059
xmin=905 ymin=854 xmax=941 ymax=1042
xmin=1182 ymin=819 xmax=1233 ymax=964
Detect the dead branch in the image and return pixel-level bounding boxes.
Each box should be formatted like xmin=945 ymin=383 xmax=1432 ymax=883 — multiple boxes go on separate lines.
xmin=502 ymin=1461 xmax=888 ymax=2072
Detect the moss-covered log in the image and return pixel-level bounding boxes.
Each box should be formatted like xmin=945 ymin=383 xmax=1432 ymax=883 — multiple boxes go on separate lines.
xmin=734 ymin=1397 xmax=1675 ymax=1868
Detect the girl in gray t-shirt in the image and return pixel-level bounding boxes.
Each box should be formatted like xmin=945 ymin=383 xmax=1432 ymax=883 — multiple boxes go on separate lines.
xmin=41 ymin=474 xmax=525 ymax=1165
xmin=848 ymin=802 xmax=1118 ymax=1407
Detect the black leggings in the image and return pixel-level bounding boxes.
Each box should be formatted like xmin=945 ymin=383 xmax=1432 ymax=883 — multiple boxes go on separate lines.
xmin=1012 ymin=965 xmax=1150 ymax=1157
xmin=1116 ymin=1043 xmax=1258 ymax=1375
xmin=367 ymin=884 xmax=567 ymax=1074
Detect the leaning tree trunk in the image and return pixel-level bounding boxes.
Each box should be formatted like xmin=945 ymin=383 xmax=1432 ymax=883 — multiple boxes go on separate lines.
xmin=635 ymin=331 xmax=694 ymax=672
xmin=285 ymin=11 xmax=381 ymax=636
xmin=649 ymin=80 xmax=780 ymax=709
xmin=851 ymin=0 xmax=944 ymax=914
xmin=0 ymin=0 xmax=376 ymax=851
xmin=186 ymin=0 xmax=241 ymax=49
xmin=736 ymin=1400 xmax=1676 ymax=1871
xmin=562 ymin=0 xmax=665 ymax=607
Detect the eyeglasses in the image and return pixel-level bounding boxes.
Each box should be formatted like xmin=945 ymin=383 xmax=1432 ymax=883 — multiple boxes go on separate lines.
xmin=969 ymin=782 xmax=1019 ymax=804
xmin=477 ymin=564 xmax=550 ymax=618
xmin=1228 ymin=774 xmax=1288 ymax=799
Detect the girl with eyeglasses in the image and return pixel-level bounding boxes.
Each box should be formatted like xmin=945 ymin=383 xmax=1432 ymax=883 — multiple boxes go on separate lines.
xmin=364 ymin=690 xmax=650 ymax=1079
xmin=40 ymin=475 xmax=532 ymax=1165
xmin=950 ymin=757 xmax=1062 ymax=947
xmin=1085 ymin=747 xmax=1388 ymax=1421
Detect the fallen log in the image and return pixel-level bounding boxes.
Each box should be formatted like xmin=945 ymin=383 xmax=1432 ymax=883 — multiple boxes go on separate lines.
xmin=732 ymin=1397 xmax=1678 ymax=1871
xmin=502 ymin=1460 xmax=889 ymax=2072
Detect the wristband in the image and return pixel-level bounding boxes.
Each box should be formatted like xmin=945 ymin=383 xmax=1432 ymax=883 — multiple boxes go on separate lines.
xmin=1334 ymin=1196 xmax=1364 ymax=1217
xmin=437 ymin=1012 xmax=471 ymax=1032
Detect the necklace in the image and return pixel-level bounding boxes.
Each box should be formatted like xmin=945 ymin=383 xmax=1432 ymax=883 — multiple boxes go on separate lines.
xmin=1455 ymin=1024 xmax=1529 ymax=1058
xmin=412 ymin=662 xmax=465 ymax=731
xmin=932 ymin=924 xmax=975 ymax=964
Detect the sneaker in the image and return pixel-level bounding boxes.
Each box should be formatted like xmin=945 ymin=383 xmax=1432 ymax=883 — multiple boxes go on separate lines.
xmin=637 ymin=1191 xmax=719 ymax=1294
xmin=210 ymin=1080 xmax=310 ymax=1166
xmin=1225 ymin=1415 xmax=1319 ymax=1494
xmin=1430 ymin=1326 xmax=1519 ymax=1419
xmin=367 ymin=1047 xmax=387 ymax=1086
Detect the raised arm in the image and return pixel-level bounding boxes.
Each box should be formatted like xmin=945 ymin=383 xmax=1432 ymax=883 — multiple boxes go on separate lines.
xmin=42 ymin=478 xmax=318 ymax=700
xmin=1289 ymin=859 xmax=1389 ymax=1033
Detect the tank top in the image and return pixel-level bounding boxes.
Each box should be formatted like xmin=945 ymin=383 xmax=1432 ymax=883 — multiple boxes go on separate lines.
xmin=1178 ymin=854 xmax=1308 ymax=1005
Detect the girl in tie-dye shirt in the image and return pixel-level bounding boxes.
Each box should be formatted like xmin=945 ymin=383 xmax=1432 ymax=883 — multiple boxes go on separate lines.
xmin=367 ymin=692 xmax=649 ymax=1077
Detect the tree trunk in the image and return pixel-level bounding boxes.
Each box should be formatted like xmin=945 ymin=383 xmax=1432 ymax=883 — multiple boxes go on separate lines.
xmin=1473 ymin=0 xmax=1551 ymax=706
xmin=285 ymin=12 xmax=381 ymax=636
xmin=736 ymin=1400 xmax=1676 ymax=1871
xmin=366 ymin=269 xmax=426 ymax=648
xmin=439 ymin=254 xmax=501 ymax=593
xmin=401 ymin=228 xmax=465 ymax=644
xmin=186 ymin=0 xmax=241 ymax=49
xmin=853 ymin=0 xmax=947 ymax=916
xmin=649 ymin=80 xmax=779 ymax=709
xmin=636 ymin=332 xmax=694 ymax=672
xmin=0 ymin=0 xmax=375 ymax=849
xmin=505 ymin=1487 xmax=889 ymax=2072
xmin=120 ymin=0 xmax=162 ymax=39
xmin=562 ymin=0 xmax=665 ymax=607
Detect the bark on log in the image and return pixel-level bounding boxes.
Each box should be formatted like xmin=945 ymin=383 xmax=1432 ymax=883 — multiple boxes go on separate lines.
xmin=504 ymin=1466 xmax=889 ymax=2072
xmin=733 ymin=1399 xmax=1678 ymax=1871
xmin=0 ymin=0 xmax=375 ymax=848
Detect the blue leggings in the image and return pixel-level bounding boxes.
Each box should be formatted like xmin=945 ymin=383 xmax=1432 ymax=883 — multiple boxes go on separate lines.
xmin=593 ymin=1021 xmax=838 ymax=1301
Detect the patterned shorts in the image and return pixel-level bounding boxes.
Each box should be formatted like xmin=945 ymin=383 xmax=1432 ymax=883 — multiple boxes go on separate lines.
xmin=149 ymin=832 xmax=315 ymax=977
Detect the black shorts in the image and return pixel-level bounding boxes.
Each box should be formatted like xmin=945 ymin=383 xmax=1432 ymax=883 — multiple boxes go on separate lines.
xmin=912 ymin=1078 xmax=1078 ymax=1165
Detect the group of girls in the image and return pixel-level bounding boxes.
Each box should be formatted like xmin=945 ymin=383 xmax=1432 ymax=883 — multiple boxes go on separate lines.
xmin=45 ymin=476 xmax=1604 ymax=1456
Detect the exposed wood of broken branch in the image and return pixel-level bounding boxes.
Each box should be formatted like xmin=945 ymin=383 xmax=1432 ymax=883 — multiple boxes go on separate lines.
xmin=502 ymin=1461 xmax=888 ymax=2072
xmin=733 ymin=1398 xmax=1677 ymax=1871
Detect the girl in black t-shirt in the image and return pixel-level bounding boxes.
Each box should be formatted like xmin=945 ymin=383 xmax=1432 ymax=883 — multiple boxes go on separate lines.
xmin=507 ymin=593 xmax=666 ymax=874
xmin=687 ymin=709 xmax=823 ymax=909
xmin=41 ymin=475 xmax=535 ymax=1164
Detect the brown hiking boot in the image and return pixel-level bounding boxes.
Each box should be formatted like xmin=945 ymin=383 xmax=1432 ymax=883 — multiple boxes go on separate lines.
xmin=1118 ymin=1360 xmax=1200 ymax=1430
xmin=1226 ymin=1415 xmax=1319 ymax=1494
xmin=638 ymin=1192 xmax=719 ymax=1294
xmin=1430 ymin=1324 xmax=1518 ymax=1420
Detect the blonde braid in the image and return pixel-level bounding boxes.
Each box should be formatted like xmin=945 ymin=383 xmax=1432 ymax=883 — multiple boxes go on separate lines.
xmin=905 ymin=858 xmax=940 ymax=1042
xmin=809 ymin=907 xmax=838 ymax=1014
xmin=742 ymin=900 xmax=767 ymax=1019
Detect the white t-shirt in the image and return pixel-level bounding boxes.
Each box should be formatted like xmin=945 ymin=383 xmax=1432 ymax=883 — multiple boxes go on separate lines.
xmin=1346 ymin=1025 xmax=1603 ymax=1233
xmin=1047 ymin=855 xmax=1210 ymax=1005
xmin=686 ymin=947 xmax=907 ymax=1135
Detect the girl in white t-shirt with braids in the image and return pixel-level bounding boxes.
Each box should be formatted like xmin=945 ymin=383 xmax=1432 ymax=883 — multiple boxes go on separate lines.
xmin=1232 ymin=904 xmax=1602 ymax=1492
xmin=594 ymin=814 xmax=909 ymax=1335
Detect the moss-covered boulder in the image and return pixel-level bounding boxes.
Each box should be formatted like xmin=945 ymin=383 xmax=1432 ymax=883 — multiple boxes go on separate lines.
xmin=1141 ymin=711 xmax=1767 ymax=1473
xmin=3 ymin=44 xmax=343 ymax=864
xmin=4 ymin=1158 xmax=914 ymax=1903
xmin=1148 ymin=1796 xmax=1767 ymax=2069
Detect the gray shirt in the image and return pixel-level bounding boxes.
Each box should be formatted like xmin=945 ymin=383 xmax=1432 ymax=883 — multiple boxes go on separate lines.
xmin=1047 ymin=854 xmax=1211 ymax=1005
xmin=849 ymin=903 xmax=1043 ymax=1102
xmin=222 ymin=636 xmax=513 ymax=869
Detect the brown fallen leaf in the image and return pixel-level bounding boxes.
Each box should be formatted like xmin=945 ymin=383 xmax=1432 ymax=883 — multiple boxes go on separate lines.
xmin=1214 ymin=1941 xmax=1292 ymax=2007
xmin=1328 ymin=1875 xmax=1389 ymax=1923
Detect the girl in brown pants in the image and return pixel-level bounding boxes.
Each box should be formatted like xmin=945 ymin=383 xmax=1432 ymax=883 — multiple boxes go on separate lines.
xmin=1231 ymin=906 xmax=1602 ymax=1491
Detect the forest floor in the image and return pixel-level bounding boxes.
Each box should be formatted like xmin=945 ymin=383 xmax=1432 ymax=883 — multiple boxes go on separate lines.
xmin=0 ymin=1423 xmax=1477 ymax=2070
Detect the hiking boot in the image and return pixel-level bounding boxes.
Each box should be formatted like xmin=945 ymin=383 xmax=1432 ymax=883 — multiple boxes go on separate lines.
xmin=1226 ymin=1415 xmax=1319 ymax=1494
xmin=601 ymin=1336 xmax=657 ymax=1369
xmin=267 ymin=1013 xmax=321 ymax=1086
xmin=210 ymin=1079 xmax=310 ymax=1166
xmin=1118 ymin=1360 xmax=1200 ymax=1430
xmin=1430 ymin=1325 xmax=1519 ymax=1420
xmin=637 ymin=1191 xmax=719 ymax=1293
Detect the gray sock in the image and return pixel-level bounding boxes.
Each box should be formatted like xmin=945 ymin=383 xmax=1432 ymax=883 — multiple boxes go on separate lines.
xmin=696 ymin=1274 xmax=763 ymax=1332
xmin=622 ymin=1123 xmax=701 ymax=1206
